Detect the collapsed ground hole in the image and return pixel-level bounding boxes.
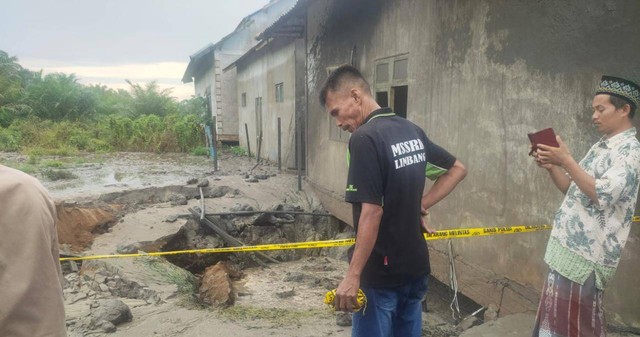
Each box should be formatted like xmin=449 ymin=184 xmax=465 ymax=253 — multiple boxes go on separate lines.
xmin=158 ymin=208 xmax=348 ymax=275
xmin=149 ymin=210 xmax=483 ymax=322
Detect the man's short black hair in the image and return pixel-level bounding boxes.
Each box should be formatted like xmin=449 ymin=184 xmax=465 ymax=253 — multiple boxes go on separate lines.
xmin=610 ymin=95 xmax=636 ymax=119
xmin=319 ymin=65 xmax=371 ymax=107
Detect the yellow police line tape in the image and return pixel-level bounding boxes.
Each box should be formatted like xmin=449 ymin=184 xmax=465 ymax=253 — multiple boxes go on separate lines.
xmin=60 ymin=216 xmax=640 ymax=262
xmin=59 ymin=224 xmax=558 ymax=262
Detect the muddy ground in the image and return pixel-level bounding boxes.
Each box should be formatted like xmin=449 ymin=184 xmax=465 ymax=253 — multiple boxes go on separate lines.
xmin=2 ymin=150 xmax=636 ymax=337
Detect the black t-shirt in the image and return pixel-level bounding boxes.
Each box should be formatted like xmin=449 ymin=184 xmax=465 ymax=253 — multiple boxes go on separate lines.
xmin=345 ymin=107 xmax=456 ymax=288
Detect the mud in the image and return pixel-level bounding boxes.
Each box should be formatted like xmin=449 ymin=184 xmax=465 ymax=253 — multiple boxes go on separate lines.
xmin=57 ymin=204 xmax=123 ymax=252
xmin=1 ymin=151 xmax=518 ymax=336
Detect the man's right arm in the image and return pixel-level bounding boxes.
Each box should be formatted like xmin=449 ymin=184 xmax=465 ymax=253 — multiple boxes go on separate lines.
xmin=421 ymin=160 xmax=467 ymax=210
xmin=534 ymin=146 xmax=571 ymax=194
xmin=545 ymin=165 xmax=571 ymax=194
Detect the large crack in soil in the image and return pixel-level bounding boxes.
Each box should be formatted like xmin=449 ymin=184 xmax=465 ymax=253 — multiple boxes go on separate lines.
xmin=41 ymin=152 xmax=495 ymax=337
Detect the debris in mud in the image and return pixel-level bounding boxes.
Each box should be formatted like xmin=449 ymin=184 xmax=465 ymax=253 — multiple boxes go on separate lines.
xmin=116 ymin=244 xmax=139 ymax=254
xmin=230 ymin=203 xmax=255 ymax=212
xmin=483 ymin=303 xmax=498 ymax=321
xmin=275 ymin=288 xmax=296 ymax=299
xmin=196 ymin=178 xmax=210 ymax=187
xmin=165 ymin=214 xmax=180 ymax=222
xmin=199 ymin=261 xmax=242 ymax=307
xmin=88 ymin=299 xmax=132 ymax=332
xmin=335 ymin=312 xmax=352 ymax=327
xmin=457 ymin=316 xmax=482 ymax=332
xmin=186 ymin=177 xmax=198 ymax=185
xmin=65 ymin=260 xmax=163 ymax=304
xmin=169 ymin=193 xmax=188 ymax=206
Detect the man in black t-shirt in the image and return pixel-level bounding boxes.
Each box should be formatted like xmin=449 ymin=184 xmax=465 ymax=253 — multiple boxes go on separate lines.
xmin=320 ymin=65 xmax=467 ymax=337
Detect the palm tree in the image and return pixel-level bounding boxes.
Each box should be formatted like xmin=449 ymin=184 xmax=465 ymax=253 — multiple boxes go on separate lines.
xmin=0 ymin=50 xmax=25 ymax=102
xmin=0 ymin=50 xmax=29 ymax=126
xmin=126 ymin=80 xmax=177 ymax=117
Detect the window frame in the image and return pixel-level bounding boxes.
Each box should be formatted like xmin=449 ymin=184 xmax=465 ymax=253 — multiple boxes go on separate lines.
xmin=275 ymin=82 xmax=284 ymax=103
xmin=374 ymin=54 xmax=409 ymax=118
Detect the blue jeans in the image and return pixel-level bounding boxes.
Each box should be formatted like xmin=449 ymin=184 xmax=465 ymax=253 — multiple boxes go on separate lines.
xmin=352 ymin=275 xmax=429 ymax=337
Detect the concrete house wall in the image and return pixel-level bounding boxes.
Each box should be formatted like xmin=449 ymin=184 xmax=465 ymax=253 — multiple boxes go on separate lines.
xmin=237 ymin=39 xmax=298 ymax=168
xmin=304 ymin=0 xmax=640 ymax=328
xmin=185 ymin=0 xmax=297 ymax=141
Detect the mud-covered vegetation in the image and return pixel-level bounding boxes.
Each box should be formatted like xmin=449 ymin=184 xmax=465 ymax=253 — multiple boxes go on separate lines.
xmin=0 ymin=50 xmax=206 ymax=154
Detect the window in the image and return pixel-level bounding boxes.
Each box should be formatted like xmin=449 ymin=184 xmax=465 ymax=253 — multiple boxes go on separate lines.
xmin=392 ymin=85 xmax=408 ymax=118
xmin=241 ymin=93 xmax=247 ymax=107
xmin=375 ymin=63 xmax=389 ymax=84
xmin=376 ymin=91 xmax=389 ymax=108
xmin=393 ymin=59 xmax=408 ymax=81
xmin=275 ymin=83 xmax=284 ymax=103
xmin=375 ymin=55 xmax=409 ymax=119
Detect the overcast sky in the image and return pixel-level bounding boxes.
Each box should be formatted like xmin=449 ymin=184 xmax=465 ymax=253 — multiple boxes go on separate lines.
xmin=0 ymin=0 xmax=268 ymax=99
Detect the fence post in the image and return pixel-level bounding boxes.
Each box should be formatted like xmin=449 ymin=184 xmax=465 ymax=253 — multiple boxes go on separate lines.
xmin=277 ymin=117 xmax=282 ymax=171
xmin=244 ymin=123 xmax=252 ymax=157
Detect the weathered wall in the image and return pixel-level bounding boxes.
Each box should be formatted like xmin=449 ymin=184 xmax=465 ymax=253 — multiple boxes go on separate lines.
xmin=190 ymin=0 xmax=299 ymax=140
xmin=193 ymin=55 xmax=215 ymax=107
xmin=193 ymin=55 xmax=217 ymax=136
xmin=237 ymin=39 xmax=297 ymax=168
xmin=305 ymin=0 xmax=640 ymax=328
xmin=217 ymin=53 xmax=240 ymax=138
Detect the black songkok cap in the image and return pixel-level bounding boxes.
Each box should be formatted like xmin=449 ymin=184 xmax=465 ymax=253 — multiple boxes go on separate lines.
xmin=596 ymin=75 xmax=640 ymax=111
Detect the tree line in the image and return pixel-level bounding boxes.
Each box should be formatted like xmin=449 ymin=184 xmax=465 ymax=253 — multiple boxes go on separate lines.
xmin=0 ymin=50 xmax=206 ymax=153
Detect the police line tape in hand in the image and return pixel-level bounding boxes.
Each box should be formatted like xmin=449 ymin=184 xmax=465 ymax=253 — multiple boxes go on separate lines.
xmin=324 ymin=288 xmax=367 ymax=313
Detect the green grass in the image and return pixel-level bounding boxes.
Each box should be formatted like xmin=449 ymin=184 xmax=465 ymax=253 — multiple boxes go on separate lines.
xmin=17 ymin=164 xmax=38 ymax=175
xmin=41 ymin=168 xmax=78 ymax=181
xmin=27 ymin=154 xmax=39 ymax=165
xmin=141 ymin=257 xmax=199 ymax=305
xmin=42 ymin=160 xmax=65 ymax=168
xmin=3 ymin=114 xmax=204 ymax=154
xmin=191 ymin=146 xmax=209 ymax=156
xmin=229 ymin=146 xmax=247 ymax=156
xmin=25 ymin=146 xmax=78 ymax=157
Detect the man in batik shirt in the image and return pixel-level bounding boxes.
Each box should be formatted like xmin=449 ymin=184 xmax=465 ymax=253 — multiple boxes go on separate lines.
xmin=532 ymin=75 xmax=640 ymax=337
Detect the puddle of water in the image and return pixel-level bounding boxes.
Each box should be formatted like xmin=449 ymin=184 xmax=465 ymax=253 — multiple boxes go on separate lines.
xmin=1 ymin=152 xmax=217 ymax=200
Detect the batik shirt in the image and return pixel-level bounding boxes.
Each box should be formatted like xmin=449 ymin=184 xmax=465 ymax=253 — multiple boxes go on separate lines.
xmin=545 ymin=127 xmax=640 ymax=289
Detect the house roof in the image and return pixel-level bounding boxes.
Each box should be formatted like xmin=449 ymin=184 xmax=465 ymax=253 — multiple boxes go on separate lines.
xmin=255 ymin=0 xmax=309 ymax=41
xmin=222 ymin=0 xmax=310 ymax=73
xmin=181 ymin=0 xmax=288 ymax=84
xmin=181 ymin=44 xmax=215 ymax=83
xmin=222 ymin=38 xmax=271 ymax=73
